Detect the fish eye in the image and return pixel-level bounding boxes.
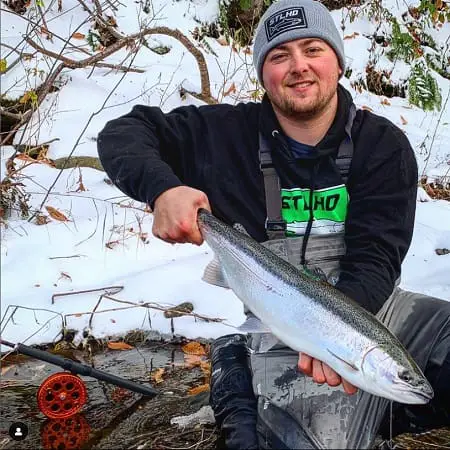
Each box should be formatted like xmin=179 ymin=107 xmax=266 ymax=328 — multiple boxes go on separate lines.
xmin=398 ymin=370 xmax=412 ymax=383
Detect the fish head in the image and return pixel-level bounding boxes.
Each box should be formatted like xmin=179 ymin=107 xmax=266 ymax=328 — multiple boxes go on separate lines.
xmin=361 ymin=345 xmax=434 ymax=404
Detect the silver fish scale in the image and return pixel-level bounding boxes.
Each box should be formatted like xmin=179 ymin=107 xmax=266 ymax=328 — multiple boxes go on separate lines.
xmin=198 ymin=210 xmax=417 ymax=369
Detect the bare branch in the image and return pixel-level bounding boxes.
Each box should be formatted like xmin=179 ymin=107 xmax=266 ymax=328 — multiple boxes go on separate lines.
xmin=51 ymin=285 xmax=124 ymax=304
xmin=24 ymin=38 xmax=144 ymax=72
xmin=0 ymin=109 xmax=25 ymax=121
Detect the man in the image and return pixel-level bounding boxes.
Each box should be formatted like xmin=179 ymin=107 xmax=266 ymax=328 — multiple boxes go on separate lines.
xmin=97 ymin=0 xmax=450 ymax=448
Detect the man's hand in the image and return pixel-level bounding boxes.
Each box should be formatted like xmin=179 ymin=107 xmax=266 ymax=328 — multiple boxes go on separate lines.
xmin=298 ymin=353 xmax=358 ymax=395
xmin=152 ymin=186 xmax=211 ymax=245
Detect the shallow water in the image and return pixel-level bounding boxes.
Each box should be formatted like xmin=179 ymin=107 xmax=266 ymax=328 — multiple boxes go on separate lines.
xmin=0 ymin=341 xmax=216 ymax=449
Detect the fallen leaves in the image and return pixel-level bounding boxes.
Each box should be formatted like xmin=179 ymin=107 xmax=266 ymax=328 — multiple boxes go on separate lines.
xmin=216 ymin=37 xmax=228 ymax=46
xmin=59 ymin=271 xmax=72 ymax=282
xmin=223 ymin=82 xmax=236 ymax=97
xmin=400 ymin=115 xmax=408 ymax=125
xmin=45 ymin=206 xmax=69 ymax=222
xmin=182 ymin=341 xmax=206 ymax=356
xmin=71 ymin=32 xmax=86 ymax=40
xmin=151 ymin=368 xmax=165 ymax=384
xmin=343 ymin=32 xmax=360 ymax=40
xmin=380 ymin=98 xmax=391 ymax=106
xmin=182 ymin=341 xmax=211 ymax=387
xmin=361 ymin=105 xmax=374 ymax=112
xmin=188 ymin=384 xmax=210 ymax=396
xmin=35 ymin=214 xmax=51 ymax=225
xmin=107 ymin=341 xmax=134 ymax=351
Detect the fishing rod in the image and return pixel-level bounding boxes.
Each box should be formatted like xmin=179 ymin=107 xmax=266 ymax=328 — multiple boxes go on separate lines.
xmin=1 ymin=338 xmax=158 ymax=419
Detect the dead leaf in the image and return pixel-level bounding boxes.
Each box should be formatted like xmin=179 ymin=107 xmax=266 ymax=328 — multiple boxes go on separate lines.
xmin=343 ymin=32 xmax=360 ymax=40
xmin=72 ymin=32 xmax=86 ymax=40
xmin=107 ymin=341 xmax=134 ymax=350
xmin=200 ymin=360 xmax=211 ymax=377
xmin=74 ymin=313 xmax=83 ymax=317
xmin=361 ymin=105 xmax=373 ymax=112
xmin=76 ymin=181 xmax=86 ymax=192
xmin=151 ymin=368 xmax=165 ymax=384
xmin=34 ymin=284 xmax=40 ymax=287
xmin=243 ymin=46 xmax=252 ymax=55
xmin=45 ymin=206 xmax=69 ymax=222
xmin=110 ymin=318 xmax=116 ymax=323
xmin=216 ymin=37 xmax=228 ymax=46
xmin=1 ymin=365 xmax=13 ymax=376
xmin=223 ymin=82 xmax=236 ymax=97
xmin=59 ymin=271 xmax=72 ymax=281
xmin=40 ymin=27 xmax=52 ymax=38
xmin=188 ymin=384 xmax=210 ymax=395
xmin=400 ymin=115 xmax=408 ymax=125
xmin=35 ymin=214 xmax=50 ymax=225
xmin=184 ymin=353 xmax=204 ymax=369
xmin=105 ymin=240 xmax=120 ymax=249
xmin=381 ymin=98 xmax=391 ymax=106
xmin=182 ymin=341 xmax=206 ymax=356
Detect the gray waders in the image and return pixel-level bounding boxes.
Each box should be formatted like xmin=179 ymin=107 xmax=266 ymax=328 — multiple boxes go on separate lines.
xmin=252 ymin=108 xmax=450 ymax=449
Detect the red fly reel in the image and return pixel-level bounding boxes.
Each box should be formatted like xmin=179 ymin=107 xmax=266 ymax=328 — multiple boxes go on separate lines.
xmin=37 ymin=372 xmax=87 ymax=419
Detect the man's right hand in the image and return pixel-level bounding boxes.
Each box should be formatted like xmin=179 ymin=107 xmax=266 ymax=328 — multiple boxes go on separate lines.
xmin=152 ymin=186 xmax=211 ymax=245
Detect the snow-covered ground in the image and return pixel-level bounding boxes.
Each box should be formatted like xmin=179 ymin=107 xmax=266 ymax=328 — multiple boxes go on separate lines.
xmin=1 ymin=0 xmax=449 ymax=349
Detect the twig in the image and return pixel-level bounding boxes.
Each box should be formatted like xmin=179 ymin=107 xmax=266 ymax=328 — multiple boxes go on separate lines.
xmin=103 ymin=295 xmax=224 ymax=323
xmin=51 ymin=285 xmax=124 ymax=304
xmin=48 ymin=254 xmax=86 ymax=259
xmin=65 ymin=305 xmax=140 ymax=319
xmin=1 ymin=305 xmax=64 ymax=340
xmin=37 ymin=2 xmax=53 ymax=42
xmin=88 ymin=294 xmax=104 ymax=329
xmin=0 ymin=109 xmax=25 ymax=121
xmin=76 ymin=0 xmax=124 ymax=41
xmin=24 ymin=37 xmax=143 ymax=72
xmin=29 ymin=35 xmax=142 ymax=221
xmin=422 ymin=88 xmax=450 ymax=176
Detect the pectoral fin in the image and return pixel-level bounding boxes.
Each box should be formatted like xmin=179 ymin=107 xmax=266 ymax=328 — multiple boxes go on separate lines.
xmin=202 ymin=256 xmax=229 ymax=289
xmin=236 ymin=315 xmax=271 ymax=334
xmin=327 ymin=348 xmax=359 ymax=372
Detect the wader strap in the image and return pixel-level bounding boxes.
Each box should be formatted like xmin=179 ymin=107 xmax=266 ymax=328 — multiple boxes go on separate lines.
xmin=259 ymin=134 xmax=285 ymax=240
xmin=259 ymin=104 xmax=357 ymax=240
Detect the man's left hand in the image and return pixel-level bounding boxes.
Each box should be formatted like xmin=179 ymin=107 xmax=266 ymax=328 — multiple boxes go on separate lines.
xmin=298 ymin=353 xmax=358 ymax=395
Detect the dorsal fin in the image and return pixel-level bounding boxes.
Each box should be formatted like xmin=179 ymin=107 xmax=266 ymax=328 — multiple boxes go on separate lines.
xmin=233 ymin=223 xmax=251 ymax=236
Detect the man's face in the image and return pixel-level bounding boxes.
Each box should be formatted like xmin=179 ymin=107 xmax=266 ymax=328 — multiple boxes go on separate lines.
xmin=262 ymin=38 xmax=342 ymax=119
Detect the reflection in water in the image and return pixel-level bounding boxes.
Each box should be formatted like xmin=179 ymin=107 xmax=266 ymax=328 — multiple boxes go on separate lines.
xmin=41 ymin=414 xmax=91 ymax=450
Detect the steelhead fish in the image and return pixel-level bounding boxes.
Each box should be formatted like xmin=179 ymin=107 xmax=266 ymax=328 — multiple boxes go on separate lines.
xmin=197 ymin=209 xmax=433 ymax=404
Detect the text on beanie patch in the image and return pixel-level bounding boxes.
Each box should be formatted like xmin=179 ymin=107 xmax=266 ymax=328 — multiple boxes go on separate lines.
xmin=264 ymin=7 xmax=308 ymax=42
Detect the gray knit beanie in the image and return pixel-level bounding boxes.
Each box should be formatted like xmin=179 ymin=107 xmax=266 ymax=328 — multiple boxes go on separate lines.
xmin=253 ymin=0 xmax=345 ymax=84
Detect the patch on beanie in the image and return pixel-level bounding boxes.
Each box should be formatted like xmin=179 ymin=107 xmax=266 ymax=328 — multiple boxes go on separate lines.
xmin=264 ymin=7 xmax=308 ymax=42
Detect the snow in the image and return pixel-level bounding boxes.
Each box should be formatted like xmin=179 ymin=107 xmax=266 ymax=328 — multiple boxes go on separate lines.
xmin=1 ymin=0 xmax=449 ymax=350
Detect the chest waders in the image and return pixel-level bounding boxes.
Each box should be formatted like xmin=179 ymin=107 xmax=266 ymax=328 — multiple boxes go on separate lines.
xmin=250 ymin=107 xmax=450 ymax=449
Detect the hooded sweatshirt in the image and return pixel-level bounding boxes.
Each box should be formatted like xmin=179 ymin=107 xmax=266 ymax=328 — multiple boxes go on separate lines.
xmin=97 ymin=85 xmax=418 ymax=314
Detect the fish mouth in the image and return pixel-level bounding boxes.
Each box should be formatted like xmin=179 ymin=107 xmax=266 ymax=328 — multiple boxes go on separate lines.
xmin=412 ymin=386 xmax=434 ymax=403
xmin=399 ymin=385 xmax=434 ymax=404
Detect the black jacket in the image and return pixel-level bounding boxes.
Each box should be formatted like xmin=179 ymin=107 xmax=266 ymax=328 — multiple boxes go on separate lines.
xmin=97 ymin=85 xmax=418 ymax=314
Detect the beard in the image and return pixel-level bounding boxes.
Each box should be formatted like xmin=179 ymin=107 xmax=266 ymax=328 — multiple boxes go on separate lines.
xmin=267 ymin=78 xmax=339 ymax=121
